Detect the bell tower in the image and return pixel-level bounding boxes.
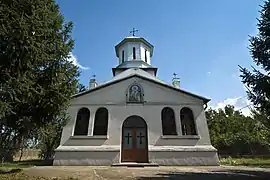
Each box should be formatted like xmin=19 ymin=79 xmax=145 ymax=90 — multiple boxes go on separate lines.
xmin=112 ymin=29 xmax=157 ymax=76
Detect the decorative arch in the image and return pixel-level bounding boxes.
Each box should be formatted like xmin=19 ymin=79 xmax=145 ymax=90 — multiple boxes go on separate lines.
xmin=74 ymin=107 xmax=90 ymax=136
xmin=93 ymin=107 xmax=109 ymax=135
xmin=122 ymin=115 xmax=147 ymax=128
xmin=126 ymin=83 xmax=144 ymax=103
xmin=161 ymin=107 xmax=177 ymax=135
xmin=180 ymin=107 xmax=197 ymax=135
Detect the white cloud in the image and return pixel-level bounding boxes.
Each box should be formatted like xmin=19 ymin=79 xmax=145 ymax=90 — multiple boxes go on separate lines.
xmin=209 ymin=96 xmax=252 ymax=117
xmin=67 ymin=53 xmax=89 ymax=70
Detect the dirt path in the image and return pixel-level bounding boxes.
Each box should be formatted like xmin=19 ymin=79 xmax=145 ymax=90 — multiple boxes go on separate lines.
xmin=24 ymin=166 xmax=270 ymax=180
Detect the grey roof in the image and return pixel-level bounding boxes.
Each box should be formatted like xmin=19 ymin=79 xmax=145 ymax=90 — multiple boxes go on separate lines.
xmin=73 ymin=68 xmax=211 ymax=103
xmin=116 ymin=60 xmax=153 ymax=68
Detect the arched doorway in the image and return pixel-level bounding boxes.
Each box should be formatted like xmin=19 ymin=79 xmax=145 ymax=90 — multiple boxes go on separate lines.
xmin=121 ymin=115 xmax=148 ymax=163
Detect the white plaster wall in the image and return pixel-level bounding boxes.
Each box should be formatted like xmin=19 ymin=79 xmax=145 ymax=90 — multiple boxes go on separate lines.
xmin=71 ymin=77 xmax=203 ymax=105
xmin=54 ymin=150 xmax=219 ymax=166
xmin=60 ymin=77 xmax=211 ymax=148
xmin=117 ymin=42 xmax=152 ymax=63
xmin=118 ymin=46 xmax=127 ymax=64
xmin=127 ymin=43 xmax=140 ymax=61
xmin=62 ymin=104 xmax=210 ymax=147
xmin=140 ymin=43 xmax=151 ymax=64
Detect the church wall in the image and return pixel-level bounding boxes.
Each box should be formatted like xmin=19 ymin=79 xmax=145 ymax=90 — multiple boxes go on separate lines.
xmin=116 ymin=43 xmax=151 ymax=66
xmin=60 ymin=77 xmax=212 ymax=147
xmin=126 ymin=42 xmax=141 ymax=61
xmin=60 ymin=104 xmax=211 ymax=146
xmin=105 ymin=104 xmax=211 ymax=146
xmin=118 ymin=46 xmax=126 ymax=64
xmin=140 ymin=43 xmax=151 ymax=64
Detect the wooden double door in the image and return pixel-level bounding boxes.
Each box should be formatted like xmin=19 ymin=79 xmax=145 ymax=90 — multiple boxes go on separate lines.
xmin=121 ymin=116 xmax=148 ymax=163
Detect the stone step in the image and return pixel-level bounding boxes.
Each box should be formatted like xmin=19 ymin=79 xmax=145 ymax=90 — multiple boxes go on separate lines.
xmin=111 ymin=162 xmax=159 ymax=167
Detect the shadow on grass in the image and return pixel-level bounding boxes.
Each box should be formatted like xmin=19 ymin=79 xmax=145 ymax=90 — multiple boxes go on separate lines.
xmin=222 ymin=163 xmax=270 ymax=168
xmin=136 ymin=169 xmax=270 ymax=180
xmin=1 ymin=159 xmax=53 ymax=168
xmin=16 ymin=159 xmax=53 ymax=166
xmin=0 ymin=168 xmax=22 ymax=174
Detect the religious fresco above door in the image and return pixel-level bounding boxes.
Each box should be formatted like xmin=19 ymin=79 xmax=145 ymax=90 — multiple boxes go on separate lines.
xmin=126 ymin=83 xmax=144 ymax=103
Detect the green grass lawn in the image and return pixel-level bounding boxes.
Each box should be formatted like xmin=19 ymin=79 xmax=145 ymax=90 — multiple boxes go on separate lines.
xmin=220 ymin=157 xmax=270 ymax=168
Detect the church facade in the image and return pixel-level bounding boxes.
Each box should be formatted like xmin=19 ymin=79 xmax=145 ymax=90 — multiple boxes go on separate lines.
xmin=54 ymin=35 xmax=219 ymax=166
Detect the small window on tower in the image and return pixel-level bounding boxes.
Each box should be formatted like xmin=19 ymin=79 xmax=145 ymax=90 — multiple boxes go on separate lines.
xmin=122 ymin=50 xmax=124 ymax=63
xmin=145 ymin=50 xmax=147 ymax=62
xmin=133 ymin=47 xmax=136 ymax=59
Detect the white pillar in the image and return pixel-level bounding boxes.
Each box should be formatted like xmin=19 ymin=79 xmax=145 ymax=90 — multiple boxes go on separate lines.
xmin=174 ymin=107 xmax=182 ymax=135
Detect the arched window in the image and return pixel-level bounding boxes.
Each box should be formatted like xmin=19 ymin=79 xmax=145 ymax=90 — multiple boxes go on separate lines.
xmin=161 ymin=107 xmax=177 ymax=135
xmin=133 ymin=47 xmax=136 ymax=59
xmin=122 ymin=50 xmax=125 ymax=63
xmin=145 ymin=50 xmax=147 ymax=62
xmin=93 ymin=107 xmax=109 ymax=135
xmin=74 ymin=108 xmax=90 ymax=136
xmin=180 ymin=107 xmax=197 ymax=135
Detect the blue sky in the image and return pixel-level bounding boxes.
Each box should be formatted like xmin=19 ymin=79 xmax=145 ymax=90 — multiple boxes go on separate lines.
xmin=57 ymin=0 xmax=263 ymax=115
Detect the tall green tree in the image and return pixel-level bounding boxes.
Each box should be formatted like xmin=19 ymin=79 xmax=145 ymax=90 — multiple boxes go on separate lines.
xmin=0 ymin=0 xmax=79 ymax=160
xmin=239 ymin=0 xmax=270 ymax=129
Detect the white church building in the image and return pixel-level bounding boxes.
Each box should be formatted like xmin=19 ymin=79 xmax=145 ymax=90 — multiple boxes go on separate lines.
xmin=54 ymin=34 xmax=219 ymax=166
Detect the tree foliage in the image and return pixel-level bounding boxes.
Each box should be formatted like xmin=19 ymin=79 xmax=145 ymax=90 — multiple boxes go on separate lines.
xmin=37 ymin=83 xmax=87 ymax=160
xmin=76 ymin=83 xmax=87 ymax=93
xmin=239 ymin=0 xmax=270 ymax=129
xmin=38 ymin=112 xmax=68 ymax=160
xmin=206 ymin=105 xmax=270 ymax=156
xmin=0 ymin=0 xmax=79 ymax=160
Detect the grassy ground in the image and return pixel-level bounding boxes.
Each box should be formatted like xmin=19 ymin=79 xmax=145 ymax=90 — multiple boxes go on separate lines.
xmin=0 ymin=172 xmax=77 ymax=180
xmin=220 ymin=157 xmax=270 ymax=168
xmin=0 ymin=160 xmax=55 ymax=180
xmin=0 ymin=158 xmax=270 ymax=180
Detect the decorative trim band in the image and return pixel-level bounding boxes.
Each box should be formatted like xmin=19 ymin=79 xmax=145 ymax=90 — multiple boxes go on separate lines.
xmin=161 ymin=135 xmax=200 ymax=139
xmin=70 ymin=135 xmax=108 ymax=140
xmin=55 ymin=145 xmax=217 ymax=152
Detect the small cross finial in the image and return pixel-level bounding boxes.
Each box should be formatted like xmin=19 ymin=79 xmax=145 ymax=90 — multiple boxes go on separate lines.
xmin=173 ymin=73 xmax=177 ymax=78
xmin=130 ymin=28 xmax=139 ymax=36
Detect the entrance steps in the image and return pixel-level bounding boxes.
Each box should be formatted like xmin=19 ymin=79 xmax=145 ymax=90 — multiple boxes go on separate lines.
xmin=111 ymin=162 xmax=159 ymax=167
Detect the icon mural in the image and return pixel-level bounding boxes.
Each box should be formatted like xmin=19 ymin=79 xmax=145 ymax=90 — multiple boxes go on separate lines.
xmin=127 ymin=84 xmax=143 ymax=103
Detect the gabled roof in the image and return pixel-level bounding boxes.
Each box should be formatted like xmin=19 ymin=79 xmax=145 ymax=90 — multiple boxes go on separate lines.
xmin=116 ymin=60 xmax=153 ymax=69
xmin=112 ymin=60 xmax=158 ymax=76
xmin=73 ymin=68 xmax=211 ymax=103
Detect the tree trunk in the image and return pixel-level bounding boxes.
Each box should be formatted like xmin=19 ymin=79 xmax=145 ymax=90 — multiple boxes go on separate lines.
xmin=19 ymin=148 xmax=24 ymax=161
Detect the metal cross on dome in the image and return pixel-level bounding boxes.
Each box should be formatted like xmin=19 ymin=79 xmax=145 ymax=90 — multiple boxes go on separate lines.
xmin=173 ymin=73 xmax=178 ymax=78
xmin=130 ymin=28 xmax=139 ymax=36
